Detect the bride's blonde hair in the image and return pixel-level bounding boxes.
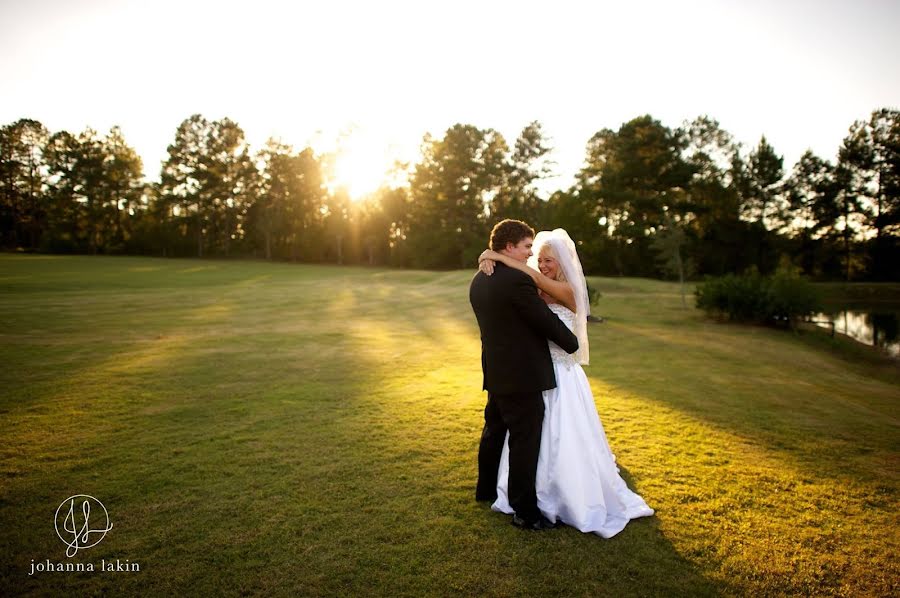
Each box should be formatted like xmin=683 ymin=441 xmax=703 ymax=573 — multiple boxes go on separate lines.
xmin=539 ymin=243 xmax=568 ymax=283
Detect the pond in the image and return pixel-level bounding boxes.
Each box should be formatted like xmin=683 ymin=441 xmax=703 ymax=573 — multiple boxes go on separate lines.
xmin=812 ymin=309 xmax=900 ymax=357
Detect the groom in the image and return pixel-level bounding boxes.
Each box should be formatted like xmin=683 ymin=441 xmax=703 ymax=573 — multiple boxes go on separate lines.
xmin=469 ymin=219 xmax=579 ymax=531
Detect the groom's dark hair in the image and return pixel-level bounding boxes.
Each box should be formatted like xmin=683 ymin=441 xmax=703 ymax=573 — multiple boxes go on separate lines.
xmin=490 ymin=219 xmax=535 ymax=252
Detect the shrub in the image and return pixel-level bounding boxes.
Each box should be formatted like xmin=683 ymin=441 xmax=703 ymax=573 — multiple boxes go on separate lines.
xmin=695 ymin=269 xmax=822 ymax=326
xmin=587 ymin=283 xmax=601 ymax=307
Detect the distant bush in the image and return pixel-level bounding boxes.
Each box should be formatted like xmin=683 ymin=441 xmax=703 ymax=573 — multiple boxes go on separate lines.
xmin=587 ymin=283 xmax=601 ymax=306
xmin=695 ymin=268 xmax=822 ymax=326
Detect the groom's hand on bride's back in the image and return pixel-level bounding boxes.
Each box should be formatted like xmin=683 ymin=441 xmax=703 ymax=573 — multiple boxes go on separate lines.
xmin=538 ymin=290 xmax=556 ymax=305
xmin=510 ymin=275 xmax=578 ymax=354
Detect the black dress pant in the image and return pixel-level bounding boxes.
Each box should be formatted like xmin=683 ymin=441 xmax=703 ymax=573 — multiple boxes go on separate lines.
xmin=476 ymin=390 xmax=544 ymax=522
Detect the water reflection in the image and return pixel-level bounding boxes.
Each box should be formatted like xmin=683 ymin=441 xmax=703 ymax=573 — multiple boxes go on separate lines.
xmin=812 ymin=310 xmax=900 ymax=357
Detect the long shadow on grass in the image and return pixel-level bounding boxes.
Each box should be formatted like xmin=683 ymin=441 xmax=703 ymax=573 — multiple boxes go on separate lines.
xmin=471 ymin=464 xmax=722 ymax=597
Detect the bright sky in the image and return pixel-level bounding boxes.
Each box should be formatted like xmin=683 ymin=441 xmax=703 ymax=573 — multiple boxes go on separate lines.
xmin=2 ymin=0 xmax=898 ymax=198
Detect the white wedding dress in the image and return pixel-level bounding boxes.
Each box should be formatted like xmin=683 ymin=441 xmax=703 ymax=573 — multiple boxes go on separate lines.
xmin=492 ymin=303 xmax=654 ymax=537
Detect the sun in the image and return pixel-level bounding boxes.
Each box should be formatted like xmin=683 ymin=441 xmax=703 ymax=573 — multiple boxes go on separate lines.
xmin=331 ymin=149 xmax=387 ymax=199
xmin=327 ymin=129 xmax=396 ymax=200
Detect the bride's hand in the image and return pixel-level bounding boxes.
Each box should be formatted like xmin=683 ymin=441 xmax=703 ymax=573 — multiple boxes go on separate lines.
xmin=478 ymin=249 xmax=501 ymax=276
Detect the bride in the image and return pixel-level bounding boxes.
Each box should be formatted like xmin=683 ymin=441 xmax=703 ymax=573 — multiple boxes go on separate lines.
xmin=478 ymin=228 xmax=654 ymax=537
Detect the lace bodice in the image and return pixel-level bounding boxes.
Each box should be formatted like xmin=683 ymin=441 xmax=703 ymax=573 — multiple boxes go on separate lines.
xmin=547 ymin=303 xmax=577 ymax=368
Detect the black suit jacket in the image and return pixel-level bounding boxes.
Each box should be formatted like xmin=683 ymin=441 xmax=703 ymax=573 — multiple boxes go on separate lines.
xmin=470 ymin=263 xmax=579 ymax=394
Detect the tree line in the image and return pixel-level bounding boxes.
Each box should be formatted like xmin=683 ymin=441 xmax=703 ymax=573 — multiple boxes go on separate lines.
xmin=1 ymin=109 xmax=898 ymax=280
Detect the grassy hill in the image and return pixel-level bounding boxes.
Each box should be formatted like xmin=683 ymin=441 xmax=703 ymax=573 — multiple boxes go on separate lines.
xmin=1 ymin=255 xmax=897 ymax=596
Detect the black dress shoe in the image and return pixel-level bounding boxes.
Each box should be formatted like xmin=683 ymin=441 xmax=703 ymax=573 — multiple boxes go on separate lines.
xmin=475 ymin=494 xmax=497 ymax=503
xmin=511 ymin=514 xmax=557 ymax=531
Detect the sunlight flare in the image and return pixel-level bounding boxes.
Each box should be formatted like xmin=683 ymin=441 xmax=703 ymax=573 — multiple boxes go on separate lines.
xmin=324 ymin=126 xmax=399 ymax=199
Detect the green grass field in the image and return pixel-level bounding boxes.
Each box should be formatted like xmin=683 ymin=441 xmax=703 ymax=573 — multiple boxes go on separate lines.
xmin=1 ymin=255 xmax=898 ymax=597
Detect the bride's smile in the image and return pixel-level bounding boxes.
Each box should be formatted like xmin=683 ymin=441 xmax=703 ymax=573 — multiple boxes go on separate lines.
xmin=537 ymin=253 xmax=560 ymax=279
